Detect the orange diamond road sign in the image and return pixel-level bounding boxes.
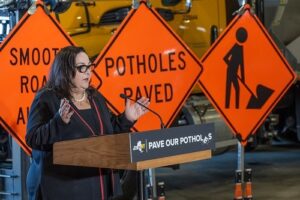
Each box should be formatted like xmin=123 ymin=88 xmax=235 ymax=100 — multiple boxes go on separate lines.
xmin=198 ymin=5 xmax=296 ymax=144
xmin=0 ymin=2 xmax=74 ymax=155
xmin=91 ymin=1 xmax=202 ymax=131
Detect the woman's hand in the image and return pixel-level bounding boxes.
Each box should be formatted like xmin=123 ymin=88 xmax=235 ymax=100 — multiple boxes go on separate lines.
xmin=125 ymin=97 xmax=150 ymax=122
xmin=59 ymin=98 xmax=74 ymax=124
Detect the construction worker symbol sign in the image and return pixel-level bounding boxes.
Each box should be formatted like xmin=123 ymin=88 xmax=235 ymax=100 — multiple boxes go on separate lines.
xmin=199 ymin=6 xmax=296 ymax=144
xmin=224 ymin=27 xmax=274 ymax=110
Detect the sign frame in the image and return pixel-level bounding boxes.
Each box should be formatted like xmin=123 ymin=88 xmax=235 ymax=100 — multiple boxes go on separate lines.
xmin=92 ymin=1 xmax=203 ymax=131
xmin=0 ymin=3 xmax=75 ymax=155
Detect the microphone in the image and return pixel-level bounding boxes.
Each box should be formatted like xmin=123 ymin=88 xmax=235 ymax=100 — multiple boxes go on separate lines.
xmin=120 ymin=94 xmax=165 ymax=129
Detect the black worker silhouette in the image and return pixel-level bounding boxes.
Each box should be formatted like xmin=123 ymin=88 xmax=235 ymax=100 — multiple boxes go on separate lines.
xmin=224 ymin=27 xmax=274 ymax=109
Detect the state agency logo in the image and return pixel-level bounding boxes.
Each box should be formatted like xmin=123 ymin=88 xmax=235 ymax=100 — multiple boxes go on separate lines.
xmin=132 ymin=140 xmax=146 ymax=153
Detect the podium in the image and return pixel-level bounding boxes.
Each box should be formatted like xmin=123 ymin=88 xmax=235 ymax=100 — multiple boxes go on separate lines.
xmin=53 ymin=132 xmax=211 ymax=169
xmin=53 ymin=124 xmax=215 ymax=199
xmin=53 ymin=124 xmax=214 ymax=170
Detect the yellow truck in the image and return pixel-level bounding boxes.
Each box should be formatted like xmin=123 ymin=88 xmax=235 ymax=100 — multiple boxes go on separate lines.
xmin=50 ymin=0 xmax=300 ymax=149
xmin=0 ymin=0 xmax=299 ymax=199
xmin=55 ymin=1 xmax=237 ymax=198
xmin=54 ymin=0 xmax=237 ymax=147
xmin=57 ymin=0 xmax=227 ymax=59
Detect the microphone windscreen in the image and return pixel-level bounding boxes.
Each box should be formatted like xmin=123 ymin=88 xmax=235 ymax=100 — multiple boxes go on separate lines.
xmin=120 ymin=94 xmax=127 ymax=99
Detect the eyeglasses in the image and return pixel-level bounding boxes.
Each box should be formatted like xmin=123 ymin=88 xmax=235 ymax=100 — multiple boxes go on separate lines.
xmin=75 ymin=63 xmax=96 ymax=73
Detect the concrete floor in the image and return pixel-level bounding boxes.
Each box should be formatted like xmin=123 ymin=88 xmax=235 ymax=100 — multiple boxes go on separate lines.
xmin=156 ymin=141 xmax=300 ymax=200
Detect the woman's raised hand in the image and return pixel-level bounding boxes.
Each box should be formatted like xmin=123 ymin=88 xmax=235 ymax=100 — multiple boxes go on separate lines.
xmin=59 ymin=98 xmax=74 ymax=124
xmin=125 ymin=97 xmax=150 ymax=122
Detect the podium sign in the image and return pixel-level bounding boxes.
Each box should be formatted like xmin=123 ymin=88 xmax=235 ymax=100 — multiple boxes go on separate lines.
xmin=130 ymin=124 xmax=215 ymax=162
xmin=54 ymin=125 xmax=214 ymax=170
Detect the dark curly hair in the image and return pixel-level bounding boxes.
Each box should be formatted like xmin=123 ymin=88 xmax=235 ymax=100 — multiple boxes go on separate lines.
xmin=45 ymin=46 xmax=90 ymax=99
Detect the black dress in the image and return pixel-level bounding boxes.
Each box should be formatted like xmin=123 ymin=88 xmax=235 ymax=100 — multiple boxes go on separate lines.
xmin=26 ymin=88 xmax=134 ymax=200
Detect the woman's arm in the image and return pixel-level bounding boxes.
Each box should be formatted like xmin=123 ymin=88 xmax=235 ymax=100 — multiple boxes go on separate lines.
xmin=94 ymin=92 xmax=134 ymax=133
xmin=94 ymin=90 xmax=148 ymax=134
xmin=26 ymin=91 xmax=66 ymax=150
xmin=111 ymin=112 xmax=135 ymax=133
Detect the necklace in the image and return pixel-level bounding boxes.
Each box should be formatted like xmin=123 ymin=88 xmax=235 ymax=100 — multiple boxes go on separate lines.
xmin=73 ymin=92 xmax=86 ymax=102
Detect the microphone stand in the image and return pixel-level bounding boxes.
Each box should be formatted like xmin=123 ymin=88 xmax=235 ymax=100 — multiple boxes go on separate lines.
xmin=120 ymin=94 xmax=165 ymax=200
xmin=139 ymin=109 xmax=165 ymax=200
xmin=137 ymin=170 xmax=145 ymax=200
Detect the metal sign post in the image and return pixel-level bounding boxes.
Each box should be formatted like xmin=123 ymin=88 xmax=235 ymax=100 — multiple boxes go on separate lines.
xmin=237 ymin=141 xmax=245 ymax=177
xmin=235 ymin=141 xmax=253 ymax=200
xmin=234 ymin=141 xmax=245 ymax=200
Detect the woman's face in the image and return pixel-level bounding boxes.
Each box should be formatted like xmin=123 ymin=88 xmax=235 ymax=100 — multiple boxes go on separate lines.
xmin=72 ymin=52 xmax=93 ymax=92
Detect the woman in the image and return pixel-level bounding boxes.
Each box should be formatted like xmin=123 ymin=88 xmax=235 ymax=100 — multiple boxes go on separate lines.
xmin=26 ymin=46 xmax=149 ymax=200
